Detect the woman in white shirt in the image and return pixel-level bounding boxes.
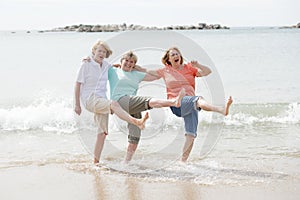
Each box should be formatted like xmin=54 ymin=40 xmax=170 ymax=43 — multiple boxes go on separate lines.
xmin=74 ymin=40 xmax=149 ymax=164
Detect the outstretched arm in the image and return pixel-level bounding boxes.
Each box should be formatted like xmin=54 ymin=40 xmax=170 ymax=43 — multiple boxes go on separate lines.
xmin=143 ymin=72 xmax=160 ymax=81
xmin=191 ymin=61 xmax=212 ymax=77
xmin=133 ymin=65 xmax=147 ymax=72
xmin=134 ymin=65 xmax=161 ymax=81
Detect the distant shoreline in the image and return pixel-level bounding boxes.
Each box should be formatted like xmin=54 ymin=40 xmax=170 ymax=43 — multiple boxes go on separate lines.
xmin=43 ymin=23 xmax=230 ymax=33
xmin=41 ymin=22 xmax=300 ymax=33
xmin=5 ymin=22 xmax=300 ymax=34
xmin=279 ymin=22 xmax=300 ymax=29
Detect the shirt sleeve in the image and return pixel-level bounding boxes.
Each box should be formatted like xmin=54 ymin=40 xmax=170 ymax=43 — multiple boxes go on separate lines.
xmin=134 ymin=70 xmax=147 ymax=82
xmin=155 ymin=67 xmax=165 ymax=78
xmin=187 ymin=63 xmax=198 ymax=76
xmin=108 ymin=67 xmax=117 ymax=80
xmin=76 ymin=62 xmax=86 ymax=83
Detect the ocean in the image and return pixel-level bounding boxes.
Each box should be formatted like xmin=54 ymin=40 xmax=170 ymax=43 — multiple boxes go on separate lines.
xmin=0 ymin=28 xmax=299 ymax=199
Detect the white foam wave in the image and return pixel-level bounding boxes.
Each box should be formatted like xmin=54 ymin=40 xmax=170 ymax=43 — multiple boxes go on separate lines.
xmin=0 ymin=95 xmax=78 ymax=133
xmin=1 ymin=95 xmax=299 ymax=133
xmin=225 ymin=102 xmax=300 ymax=126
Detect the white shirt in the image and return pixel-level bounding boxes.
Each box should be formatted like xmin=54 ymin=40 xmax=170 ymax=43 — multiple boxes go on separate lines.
xmin=76 ymin=58 xmax=111 ymax=106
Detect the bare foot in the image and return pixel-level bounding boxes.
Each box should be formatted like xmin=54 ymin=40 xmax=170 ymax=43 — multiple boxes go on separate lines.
xmin=224 ymin=96 xmax=233 ymax=116
xmin=94 ymin=158 xmax=99 ymax=164
xmin=135 ymin=112 xmax=149 ymax=130
xmin=174 ymin=88 xmax=186 ymax=107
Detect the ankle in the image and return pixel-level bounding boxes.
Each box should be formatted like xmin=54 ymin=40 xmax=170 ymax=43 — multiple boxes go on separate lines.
xmin=94 ymin=158 xmax=99 ymax=164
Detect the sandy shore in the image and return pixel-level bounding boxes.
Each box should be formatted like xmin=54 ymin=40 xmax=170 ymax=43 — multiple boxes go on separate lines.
xmin=1 ymin=164 xmax=299 ymax=200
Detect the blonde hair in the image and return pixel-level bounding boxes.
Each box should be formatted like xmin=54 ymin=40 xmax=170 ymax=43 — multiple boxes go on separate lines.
xmin=161 ymin=47 xmax=183 ymax=65
xmin=92 ymin=40 xmax=113 ymax=58
xmin=120 ymin=51 xmax=138 ymax=63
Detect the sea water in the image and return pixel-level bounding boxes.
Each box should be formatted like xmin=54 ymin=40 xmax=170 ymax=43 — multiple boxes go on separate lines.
xmin=0 ymin=28 xmax=299 ymax=185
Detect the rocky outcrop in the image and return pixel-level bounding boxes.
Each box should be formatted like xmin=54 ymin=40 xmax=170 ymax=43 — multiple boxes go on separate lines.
xmin=280 ymin=22 xmax=300 ymax=29
xmin=47 ymin=23 xmax=229 ymax=32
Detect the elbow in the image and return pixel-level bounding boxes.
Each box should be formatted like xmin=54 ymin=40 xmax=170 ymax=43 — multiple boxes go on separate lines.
xmin=153 ymin=75 xmax=161 ymax=81
xmin=207 ymin=69 xmax=212 ymax=75
xmin=201 ymin=70 xmax=211 ymax=77
xmin=204 ymin=67 xmax=212 ymax=76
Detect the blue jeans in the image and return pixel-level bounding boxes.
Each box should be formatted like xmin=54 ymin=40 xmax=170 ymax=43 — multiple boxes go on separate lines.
xmin=170 ymin=96 xmax=201 ymax=137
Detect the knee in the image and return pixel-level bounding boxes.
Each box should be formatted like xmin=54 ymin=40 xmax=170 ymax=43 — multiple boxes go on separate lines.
xmin=97 ymin=132 xmax=107 ymax=139
xmin=128 ymin=135 xmax=140 ymax=144
xmin=197 ymin=97 xmax=206 ymax=106
xmin=110 ymin=101 xmax=120 ymax=111
xmin=186 ymin=134 xmax=195 ymax=141
xmin=197 ymin=97 xmax=204 ymax=104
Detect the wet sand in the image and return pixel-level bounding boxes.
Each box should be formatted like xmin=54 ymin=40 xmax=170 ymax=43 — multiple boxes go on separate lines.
xmin=1 ymin=164 xmax=299 ymax=200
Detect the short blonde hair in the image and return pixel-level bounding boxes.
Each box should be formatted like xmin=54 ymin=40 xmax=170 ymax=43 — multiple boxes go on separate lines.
xmin=161 ymin=47 xmax=183 ymax=65
xmin=92 ymin=40 xmax=113 ymax=58
xmin=120 ymin=51 xmax=138 ymax=63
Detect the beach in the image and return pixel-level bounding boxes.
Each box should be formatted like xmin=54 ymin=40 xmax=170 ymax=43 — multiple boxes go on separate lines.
xmin=1 ymin=123 xmax=299 ymax=199
xmin=0 ymin=28 xmax=299 ymax=199
xmin=1 ymin=162 xmax=299 ymax=200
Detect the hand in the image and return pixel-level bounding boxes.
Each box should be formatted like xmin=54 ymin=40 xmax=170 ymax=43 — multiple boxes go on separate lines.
xmin=191 ymin=60 xmax=212 ymax=76
xmin=190 ymin=60 xmax=200 ymax=68
xmin=113 ymin=64 xmax=121 ymax=68
xmin=82 ymin=56 xmax=91 ymax=62
xmin=74 ymin=105 xmax=82 ymax=115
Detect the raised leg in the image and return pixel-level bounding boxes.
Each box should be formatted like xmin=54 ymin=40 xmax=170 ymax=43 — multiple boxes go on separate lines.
xmin=111 ymin=101 xmax=149 ymax=129
xmin=197 ymin=96 xmax=233 ymax=116
xmin=149 ymin=88 xmax=185 ymax=108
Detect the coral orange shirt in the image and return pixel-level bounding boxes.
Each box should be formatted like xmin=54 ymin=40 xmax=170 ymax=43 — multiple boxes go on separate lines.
xmin=156 ymin=63 xmax=198 ymax=99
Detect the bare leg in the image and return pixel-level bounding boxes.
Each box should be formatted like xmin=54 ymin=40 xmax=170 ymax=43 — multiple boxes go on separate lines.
xmin=224 ymin=96 xmax=233 ymax=116
xmin=149 ymin=88 xmax=185 ymax=108
xmin=125 ymin=143 xmax=138 ymax=163
xmin=110 ymin=101 xmax=149 ymax=129
xmin=197 ymin=96 xmax=233 ymax=116
xmin=181 ymin=134 xmax=195 ymax=162
xmin=132 ymin=112 xmax=149 ymax=130
xmin=94 ymin=132 xmax=107 ymax=164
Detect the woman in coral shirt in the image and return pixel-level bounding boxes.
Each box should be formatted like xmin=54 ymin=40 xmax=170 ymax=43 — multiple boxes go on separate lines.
xmin=140 ymin=47 xmax=233 ymax=162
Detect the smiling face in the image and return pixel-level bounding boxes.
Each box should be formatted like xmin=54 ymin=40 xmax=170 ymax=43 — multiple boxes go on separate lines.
xmin=121 ymin=56 xmax=136 ymax=72
xmin=120 ymin=51 xmax=138 ymax=72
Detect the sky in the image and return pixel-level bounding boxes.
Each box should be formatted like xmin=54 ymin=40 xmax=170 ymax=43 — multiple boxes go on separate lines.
xmin=0 ymin=0 xmax=299 ymax=30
